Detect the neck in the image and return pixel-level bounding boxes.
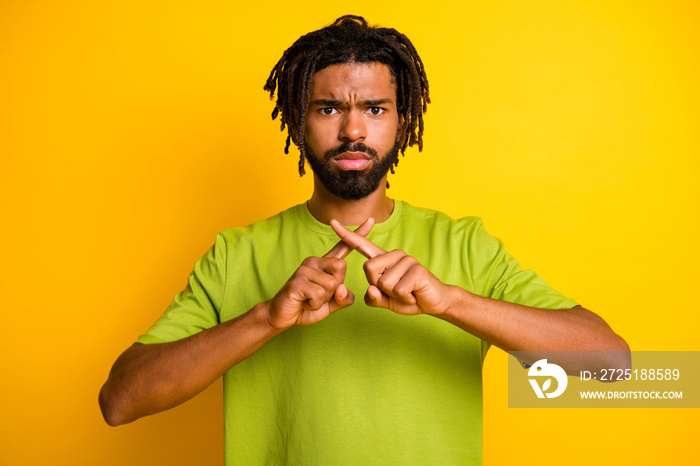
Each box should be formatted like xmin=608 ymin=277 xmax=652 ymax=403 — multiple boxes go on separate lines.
xmin=307 ymin=175 xmax=394 ymax=226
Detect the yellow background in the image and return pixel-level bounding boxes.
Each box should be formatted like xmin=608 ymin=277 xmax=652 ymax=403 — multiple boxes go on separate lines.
xmin=1 ymin=1 xmax=698 ymax=464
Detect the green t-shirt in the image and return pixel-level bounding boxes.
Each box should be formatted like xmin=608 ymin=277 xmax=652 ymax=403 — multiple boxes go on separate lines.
xmin=137 ymin=201 xmax=577 ymax=465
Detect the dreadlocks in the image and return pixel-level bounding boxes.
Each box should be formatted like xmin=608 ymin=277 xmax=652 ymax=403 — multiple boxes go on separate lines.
xmin=263 ymin=15 xmax=430 ymax=176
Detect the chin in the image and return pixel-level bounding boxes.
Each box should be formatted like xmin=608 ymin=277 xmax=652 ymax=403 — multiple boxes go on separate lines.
xmin=305 ymin=141 xmax=399 ymax=200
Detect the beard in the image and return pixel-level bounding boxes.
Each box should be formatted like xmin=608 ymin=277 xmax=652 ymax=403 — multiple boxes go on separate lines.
xmin=305 ymin=141 xmax=400 ymax=200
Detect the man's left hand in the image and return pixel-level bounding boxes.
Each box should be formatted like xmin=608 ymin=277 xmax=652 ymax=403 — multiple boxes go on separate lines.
xmin=330 ymin=219 xmax=455 ymax=316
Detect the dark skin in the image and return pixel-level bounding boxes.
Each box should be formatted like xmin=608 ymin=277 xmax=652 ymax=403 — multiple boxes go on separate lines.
xmin=99 ymin=62 xmax=629 ymax=426
xmin=99 ymin=219 xmax=374 ymax=426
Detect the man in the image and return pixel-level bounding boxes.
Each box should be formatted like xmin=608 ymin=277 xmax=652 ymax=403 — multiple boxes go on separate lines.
xmin=99 ymin=15 xmax=629 ymax=465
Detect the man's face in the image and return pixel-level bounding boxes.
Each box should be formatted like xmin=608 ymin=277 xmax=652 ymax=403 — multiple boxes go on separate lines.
xmin=304 ymin=62 xmax=401 ymax=200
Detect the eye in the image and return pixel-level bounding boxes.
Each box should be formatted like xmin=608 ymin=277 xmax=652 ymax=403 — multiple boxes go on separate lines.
xmin=320 ymin=107 xmax=338 ymax=115
xmin=368 ymin=107 xmax=385 ymax=116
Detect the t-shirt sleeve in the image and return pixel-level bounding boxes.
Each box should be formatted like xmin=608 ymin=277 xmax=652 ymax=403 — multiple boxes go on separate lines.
xmin=136 ymin=233 xmax=227 ymax=345
xmin=467 ymin=219 xmax=578 ymax=310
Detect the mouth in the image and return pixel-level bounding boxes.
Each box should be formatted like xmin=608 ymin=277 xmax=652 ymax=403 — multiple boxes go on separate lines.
xmin=333 ymin=151 xmax=372 ymax=171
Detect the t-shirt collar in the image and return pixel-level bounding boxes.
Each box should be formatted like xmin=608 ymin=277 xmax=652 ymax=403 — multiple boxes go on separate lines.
xmin=296 ymin=200 xmax=404 ymax=237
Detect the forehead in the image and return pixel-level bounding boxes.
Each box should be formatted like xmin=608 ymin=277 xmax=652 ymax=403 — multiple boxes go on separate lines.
xmin=309 ymin=62 xmax=396 ymax=101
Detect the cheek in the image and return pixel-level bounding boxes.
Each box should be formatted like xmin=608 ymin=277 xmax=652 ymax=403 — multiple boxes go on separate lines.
xmin=305 ymin=124 xmax=320 ymax=141
xmin=304 ymin=127 xmax=331 ymax=155
xmin=306 ymin=118 xmax=337 ymax=141
xmin=303 ymin=120 xmax=319 ymax=144
xmin=379 ymin=119 xmax=401 ymax=145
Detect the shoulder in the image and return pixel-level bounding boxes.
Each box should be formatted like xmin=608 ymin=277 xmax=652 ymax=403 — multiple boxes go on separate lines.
xmin=398 ymin=201 xmax=486 ymax=237
xmin=217 ymin=204 xmax=303 ymax=246
xmin=388 ymin=201 xmax=499 ymax=264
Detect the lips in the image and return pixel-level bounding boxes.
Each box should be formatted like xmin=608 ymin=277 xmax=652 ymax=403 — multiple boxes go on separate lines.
xmin=333 ymin=151 xmax=372 ymax=171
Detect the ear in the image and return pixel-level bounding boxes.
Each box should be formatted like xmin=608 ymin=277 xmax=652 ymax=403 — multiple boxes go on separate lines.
xmin=396 ymin=114 xmax=406 ymax=142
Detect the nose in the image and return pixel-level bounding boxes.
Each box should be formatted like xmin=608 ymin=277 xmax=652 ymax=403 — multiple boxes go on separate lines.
xmin=339 ymin=110 xmax=366 ymax=142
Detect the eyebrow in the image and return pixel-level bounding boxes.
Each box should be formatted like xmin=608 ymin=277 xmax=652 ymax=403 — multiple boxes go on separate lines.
xmin=309 ymin=98 xmax=394 ymax=107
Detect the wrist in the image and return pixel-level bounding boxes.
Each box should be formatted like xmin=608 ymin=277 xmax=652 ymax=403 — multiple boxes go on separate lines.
xmin=251 ymin=301 xmax=289 ymax=334
xmin=437 ymin=285 xmax=474 ymax=320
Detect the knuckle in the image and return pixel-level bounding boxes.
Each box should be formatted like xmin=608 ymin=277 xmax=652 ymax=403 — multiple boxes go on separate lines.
xmin=395 ymin=282 xmax=410 ymax=297
xmin=409 ymin=262 xmax=425 ymax=276
xmin=327 ymin=277 xmax=339 ymax=291
xmin=301 ymin=257 xmax=317 ymax=267
xmin=293 ymin=266 xmax=310 ymax=280
xmin=288 ymin=275 xmax=302 ymax=287
xmin=323 ymin=257 xmax=345 ymax=272
xmin=311 ymin=286 xmax=325 ymax=301
xmin=335 ymin=259 xmax=347 ymax=272
xmin=402 ymin=255 xmax=418 ymax=265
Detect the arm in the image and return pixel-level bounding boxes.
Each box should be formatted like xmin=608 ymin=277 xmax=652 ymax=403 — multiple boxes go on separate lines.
xmin=329 ymin=220 xmax=630 ymax=372
xmin=437 ymin=290 xmax=630 ymax=372
xmin=99 ymin=304 xmax=282 ymax=426
xmin=99 ymin=219 xmax=374 ymax=426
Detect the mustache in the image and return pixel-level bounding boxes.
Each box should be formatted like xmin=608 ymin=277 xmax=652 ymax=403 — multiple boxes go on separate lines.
xmin=324 ymin=142 xmax=379 ymax=159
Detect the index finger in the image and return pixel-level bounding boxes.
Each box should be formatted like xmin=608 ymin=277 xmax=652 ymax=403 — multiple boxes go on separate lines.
xmin=330 ymin=218 xmax=387 ymax=259
xmin=324 ymin=217 xmax=375 ymax=259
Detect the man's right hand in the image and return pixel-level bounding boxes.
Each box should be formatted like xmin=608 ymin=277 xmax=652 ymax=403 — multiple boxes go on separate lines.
xmin=265 ymin=217 xmax=375 ymax=329
xmin=99 ymin=217 xmax=374 ymax=426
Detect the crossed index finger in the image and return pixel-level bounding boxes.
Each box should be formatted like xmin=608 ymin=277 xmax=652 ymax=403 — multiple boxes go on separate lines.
xmin=324 ymin=217 xmax=375 ymax=259
xmin=330 ymin=219 xmax=387 ymax=259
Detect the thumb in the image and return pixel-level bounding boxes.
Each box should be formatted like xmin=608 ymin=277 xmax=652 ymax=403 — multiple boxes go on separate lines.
xmin=364 ymin=285 xmax=417 ymax=314
xmin=364 ymin=285 xmax=389 ymax=308
xmin=330 ymin=284 xmax=354 ymax=312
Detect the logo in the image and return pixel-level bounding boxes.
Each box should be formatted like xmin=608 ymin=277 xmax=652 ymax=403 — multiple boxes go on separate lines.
xmin=528 ymin=359 xmax=568 ymax=399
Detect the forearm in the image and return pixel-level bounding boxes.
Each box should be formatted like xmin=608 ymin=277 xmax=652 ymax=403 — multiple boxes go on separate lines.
xmin=99 ymin=233 xmax=366 ymax=427
xmin=99 ymin=302 xmax=282 ymax=426
xmin=437 ymin=286 xmax=630 ymax=372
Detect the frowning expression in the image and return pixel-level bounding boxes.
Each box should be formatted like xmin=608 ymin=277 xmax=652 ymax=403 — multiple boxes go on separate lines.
xmin=304 ymin=62 xmax=402 ymax=199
